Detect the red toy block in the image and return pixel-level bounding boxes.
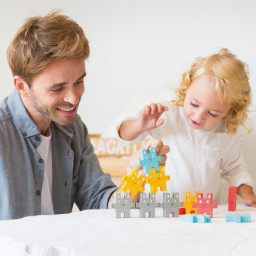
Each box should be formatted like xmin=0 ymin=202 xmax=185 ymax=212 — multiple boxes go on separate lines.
xmin=228 ymin=186 xmax=237 ymax=211
xmin=179 ymin=207 xmax=186 ymax=215
xmin=193 ymin=193 xmax=217 ymax=217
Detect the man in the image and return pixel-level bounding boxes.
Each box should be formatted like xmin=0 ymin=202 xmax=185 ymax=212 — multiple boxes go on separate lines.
xmin=1 ymin=11 xmax=169 ymax=220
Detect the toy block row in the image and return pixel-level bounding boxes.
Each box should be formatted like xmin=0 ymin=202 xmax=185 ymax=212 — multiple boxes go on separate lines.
xmin=114 ymin=190 xmax=219 ymax=218
xmin=182 ymin=214 xmax=252 ymax=224
xmin=182 ymin=191 xmax=218 ymax=218
xmin=112 ymin=192 xmax=182 ymax=218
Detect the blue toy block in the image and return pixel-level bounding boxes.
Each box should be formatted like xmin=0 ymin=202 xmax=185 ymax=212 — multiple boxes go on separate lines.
xmin=138 ymin=147 xmax=162 ymax=174
xmin=182 ymin=214 xmax=196 ymax=223
xmin=197 ymin=215 xmax=211 ymax=223
xmin=241 ymin=214 xmax=251 ymax=222
xmin=182 ymin=214 xmax=211 ymax=223
xmin=226 ymin=213 xmax=251 ymax=223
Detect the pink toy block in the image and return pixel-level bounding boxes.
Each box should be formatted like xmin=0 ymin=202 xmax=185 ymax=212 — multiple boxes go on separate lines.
xmin=193 ymin=193 xmax=217 ymax=217
xmin=228 ymin=186 xmax=237 ymax=211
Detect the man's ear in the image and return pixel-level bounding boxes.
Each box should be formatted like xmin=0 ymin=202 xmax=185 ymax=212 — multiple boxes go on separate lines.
xmin=13 ymin=76 xmax=30 ymax=97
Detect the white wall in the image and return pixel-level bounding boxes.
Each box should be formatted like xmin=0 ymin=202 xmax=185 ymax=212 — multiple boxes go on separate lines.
xmin=0 ymin=0 xmax=256 ymax=182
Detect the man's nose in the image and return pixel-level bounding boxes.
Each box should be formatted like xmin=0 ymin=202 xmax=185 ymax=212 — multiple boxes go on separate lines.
xmin=64 ymin=89 xmax=80 ymax=105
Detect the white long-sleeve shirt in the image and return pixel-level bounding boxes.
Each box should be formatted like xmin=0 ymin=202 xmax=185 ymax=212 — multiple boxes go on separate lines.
xmin=118 ymin=101 xmax=254 ymax=202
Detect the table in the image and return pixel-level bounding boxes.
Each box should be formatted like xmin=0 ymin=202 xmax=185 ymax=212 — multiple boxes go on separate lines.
xmin=0 ymin=204 xmax=255 ymax=256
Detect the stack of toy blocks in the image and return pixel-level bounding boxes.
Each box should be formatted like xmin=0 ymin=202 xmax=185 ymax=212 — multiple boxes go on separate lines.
xmin=225 ymin=186 xmax=251 ymax=223
xmin=112 ymin=147 xmax=252 ymax=223
xmin=121 ymin=147 xmax=171 ymax=197
xmin=180 ymin=191 xmax=216 ymax=223
xmin=114 ymin=147 xmax=178 ymax=218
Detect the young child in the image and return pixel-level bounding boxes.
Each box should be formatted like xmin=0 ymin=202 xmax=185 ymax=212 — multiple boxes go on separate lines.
xmin=118 ymin=48 xmax=256 ymax=206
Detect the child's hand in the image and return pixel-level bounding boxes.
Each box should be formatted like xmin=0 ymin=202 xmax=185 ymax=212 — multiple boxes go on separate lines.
xmin=243 ymin=193 xmax=256 ymax=207
xmin=138 ymin=103 xmax=168 ymax=132
xmin=237 ymin=184 xmax=256 ymax=207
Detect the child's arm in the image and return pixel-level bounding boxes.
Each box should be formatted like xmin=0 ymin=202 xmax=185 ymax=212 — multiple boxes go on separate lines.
xmin=237 ymin=184 xmax=256 ymax=207
xmin=119 ymin=103 xmax=169 ymax=141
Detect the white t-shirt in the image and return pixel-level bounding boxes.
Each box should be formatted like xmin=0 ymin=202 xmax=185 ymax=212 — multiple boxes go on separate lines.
xmin=36 ymin=130 xmax=54 ymax=215
xmin=118 ymin=101 xmax=253 ymax=202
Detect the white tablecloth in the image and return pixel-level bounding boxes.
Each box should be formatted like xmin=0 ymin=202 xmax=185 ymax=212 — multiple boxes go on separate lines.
xmin=0 ymin=204 xmax=255 ymax=256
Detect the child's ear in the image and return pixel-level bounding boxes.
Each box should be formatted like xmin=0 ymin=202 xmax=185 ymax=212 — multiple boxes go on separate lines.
xmin=13 ymin=76 xmax=30 ymax=97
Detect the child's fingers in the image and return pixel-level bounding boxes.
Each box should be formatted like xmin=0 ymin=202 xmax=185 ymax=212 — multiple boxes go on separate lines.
xmin=143 ymin=103 xmax=168 ymax=116
xmin=144 ymin=139 xmax=170 ymax=155
xmin=144 ymin=138 xmax=162 ymax=151
xmin=155 ymin=118 xmax=165 ymax=128
xmin=154 ymin=142 xmax=170 ymax=166
xmin=150 ymin=103 xmax=157 ymax=115
xmin=159 ymin=155 xmax=167 ymax=166
xmin=157 ymin=103 xmax=169 ymax=113
xmin=143 ymin=105 xmax=152 ymax=115
xmin=157 ymin=145 xmax=170 ymax=158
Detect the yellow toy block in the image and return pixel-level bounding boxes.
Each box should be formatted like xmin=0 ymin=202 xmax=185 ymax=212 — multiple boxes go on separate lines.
xmin=146 ymin=166 xmax=170 ymax=193
xmin=121 ymin=170 xmax=146 ymax=197
xmin=182 ymin=190 xmax=200 ymax=214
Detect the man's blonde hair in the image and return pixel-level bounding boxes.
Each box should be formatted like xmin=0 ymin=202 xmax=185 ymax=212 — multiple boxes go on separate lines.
xmin=174 ymin=48 xmax=251 ymax=134
xmin=6 ymin=11 xmax=90 ymax=85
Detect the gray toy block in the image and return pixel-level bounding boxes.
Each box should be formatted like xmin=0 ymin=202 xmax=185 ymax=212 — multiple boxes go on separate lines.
xmin=161 ymin=192 xmax=182 ymax=217
xmin=112 ymin=193 xmax=135 ymax=218
xmin=135 ymin=193 xmax=160 ymax=218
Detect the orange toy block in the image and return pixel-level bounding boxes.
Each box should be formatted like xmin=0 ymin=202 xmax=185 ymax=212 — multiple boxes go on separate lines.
xmin=182 ymin=191 xmax=200 ymax=214
xmin=121 ymin=170 xmax=146 ymax=197
xmin=146 ymin=166 xmax=170 ymax=193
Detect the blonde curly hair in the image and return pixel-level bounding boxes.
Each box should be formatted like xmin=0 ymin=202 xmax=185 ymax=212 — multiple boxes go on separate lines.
xmin=173 ymin=48 xmax=251 ymax=134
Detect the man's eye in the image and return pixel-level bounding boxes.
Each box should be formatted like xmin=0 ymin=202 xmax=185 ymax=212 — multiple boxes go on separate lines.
xmin=52 ymin=87 xmax=63 ymax=92
xmin=75 ymin=80 xmax=84 ymax=86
